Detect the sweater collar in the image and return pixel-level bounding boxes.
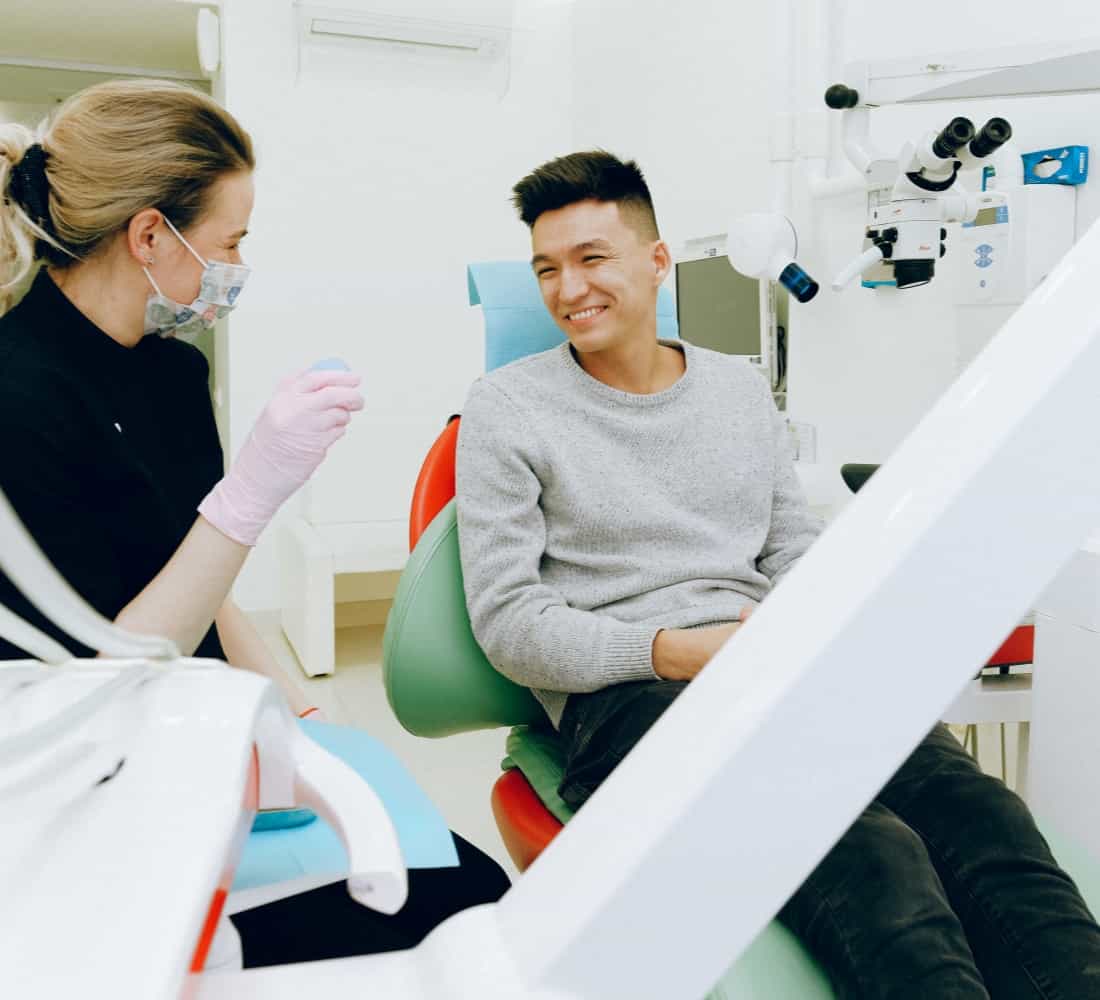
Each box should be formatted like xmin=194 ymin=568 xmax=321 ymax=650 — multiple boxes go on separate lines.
xmin=556 ymin=338 xmax=695 ymax=408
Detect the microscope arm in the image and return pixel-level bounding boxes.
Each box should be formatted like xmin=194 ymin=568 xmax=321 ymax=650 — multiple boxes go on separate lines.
xmin=833 ymin=244 xmax=886 ymax=291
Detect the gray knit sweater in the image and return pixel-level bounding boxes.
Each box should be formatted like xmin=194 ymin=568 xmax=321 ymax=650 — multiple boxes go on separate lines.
xmin=455 ymin=340 xmax=822 ymax=727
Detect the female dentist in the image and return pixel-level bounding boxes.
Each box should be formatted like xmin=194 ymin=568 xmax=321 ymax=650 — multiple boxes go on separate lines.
xmin=0 ymin=79 xmax=354 ymax=701
xmin=0 ymin=79 xmax=508 ymax=966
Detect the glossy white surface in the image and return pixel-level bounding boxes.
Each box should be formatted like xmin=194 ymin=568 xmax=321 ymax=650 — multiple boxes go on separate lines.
xmin=1 ymin=663 xmax=260 ymax=999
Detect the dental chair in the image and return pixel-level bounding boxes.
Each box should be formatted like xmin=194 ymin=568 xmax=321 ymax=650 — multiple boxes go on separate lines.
xmin=382 ymin=262 xmax=835 ymax=997
xmin=383 ymin=263 xmax=1100 ymax=997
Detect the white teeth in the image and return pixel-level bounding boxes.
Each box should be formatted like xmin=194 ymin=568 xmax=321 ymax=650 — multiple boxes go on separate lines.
xmin=570 ymin=306 xmax=605 ymax=321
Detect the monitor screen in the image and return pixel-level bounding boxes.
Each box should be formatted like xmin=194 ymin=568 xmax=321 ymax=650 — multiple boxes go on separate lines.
xmin=675 ymin=256 xmax=763 ymax=358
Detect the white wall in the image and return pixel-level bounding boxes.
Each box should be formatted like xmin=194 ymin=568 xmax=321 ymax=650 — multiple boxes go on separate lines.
xmin=0 ymin=101 xmax=53 ymax=129
xmin=572 ymin=0 xmax=1100 ymax=513
xmin=218 ymin=0 xmax=574 ymax=610
xmin=572 ymin=0 xmax=773 ymax=247
xmin=221 ymin=0 xmax=1100 ymax=610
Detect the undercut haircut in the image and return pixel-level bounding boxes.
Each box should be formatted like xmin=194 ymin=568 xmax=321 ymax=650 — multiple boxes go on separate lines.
xmin=512 ymin=150 xmax=660 ymax=241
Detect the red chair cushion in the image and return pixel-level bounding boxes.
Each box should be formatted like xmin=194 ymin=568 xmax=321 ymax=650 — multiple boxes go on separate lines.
xmin=409 ymin=416 xmax=461 ymax=551
xmin=490 ymin=769 xmax=564 ymax=872
xmin=987 ymin=625 xmax=1034 ymax=668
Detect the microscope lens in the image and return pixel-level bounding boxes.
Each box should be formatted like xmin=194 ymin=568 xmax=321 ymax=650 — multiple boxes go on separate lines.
xmin=779 ymin=263 xmax=820 ymax=303
xmin=970 ymin=118 xmax=1013 ymax=159
xmin=932 ymin=117 xmax=976 ymax=159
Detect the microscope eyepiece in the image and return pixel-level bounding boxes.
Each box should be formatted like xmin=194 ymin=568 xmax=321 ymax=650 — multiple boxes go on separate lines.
xmin=969 ymin=118 xmax=1013 ymax=159
xmin=931 ymin=117 xmax=976 ymax=160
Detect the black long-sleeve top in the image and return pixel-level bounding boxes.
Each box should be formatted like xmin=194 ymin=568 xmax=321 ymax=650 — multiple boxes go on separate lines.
xmin=0 ymin=269 xmax=227 ymax=660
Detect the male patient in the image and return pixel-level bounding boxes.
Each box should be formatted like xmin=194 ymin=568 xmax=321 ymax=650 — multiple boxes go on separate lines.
xmin=455 ymin=150 xmax=1100 ymax=998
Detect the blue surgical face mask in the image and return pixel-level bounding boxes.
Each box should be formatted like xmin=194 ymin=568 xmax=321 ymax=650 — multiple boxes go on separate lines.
xmin=142 ymin=217 xmax=251 ymax=341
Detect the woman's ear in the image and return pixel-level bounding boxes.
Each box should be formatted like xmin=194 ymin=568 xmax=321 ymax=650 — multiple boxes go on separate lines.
xmin=127 ymin=208 xmax=163 ymax=266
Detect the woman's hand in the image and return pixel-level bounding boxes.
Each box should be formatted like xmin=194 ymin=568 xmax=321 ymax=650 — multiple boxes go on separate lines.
xmin=198 ymin=368 xmax=364 ymax=546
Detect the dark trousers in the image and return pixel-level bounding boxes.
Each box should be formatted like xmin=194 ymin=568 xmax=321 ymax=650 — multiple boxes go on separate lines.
xmin=559 ymin=681 xmax=1100 ymax=1000
xmin=231 ymin=832 xmax=510 ymax=968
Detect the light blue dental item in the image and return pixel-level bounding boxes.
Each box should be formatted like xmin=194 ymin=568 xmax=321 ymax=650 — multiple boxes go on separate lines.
xmin=235 ymin=719 xmax=459 ymax=892
xmin=252 ymin=807 xmax=316 ymax=831
xmin=310 ymin=357 xmax=352 ymax=372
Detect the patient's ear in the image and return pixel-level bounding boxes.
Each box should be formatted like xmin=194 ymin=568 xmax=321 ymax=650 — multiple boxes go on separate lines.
xmin=652 ymin=240 xmax=672 ymax=285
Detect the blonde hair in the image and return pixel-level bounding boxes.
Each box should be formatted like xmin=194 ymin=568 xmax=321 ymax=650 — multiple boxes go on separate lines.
xmin=0 ymin=79 xmax=254 ymax=315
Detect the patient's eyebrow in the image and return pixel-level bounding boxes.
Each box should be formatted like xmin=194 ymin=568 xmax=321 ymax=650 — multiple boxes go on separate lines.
xmin=531 ymin=239 xmax=615 ymax=268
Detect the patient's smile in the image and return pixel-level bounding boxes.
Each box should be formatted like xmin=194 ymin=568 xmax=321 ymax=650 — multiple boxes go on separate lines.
xmin=567 ymin=305 xmax=607 ymax=322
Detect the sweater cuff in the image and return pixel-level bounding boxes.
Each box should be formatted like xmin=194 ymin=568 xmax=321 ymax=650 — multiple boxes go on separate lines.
xmin=599 ymin=625 xmax=662 ymax=684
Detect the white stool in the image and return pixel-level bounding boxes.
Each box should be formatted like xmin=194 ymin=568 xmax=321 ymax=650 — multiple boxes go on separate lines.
xmin=279 ymin=515 xmax=406 ymax=677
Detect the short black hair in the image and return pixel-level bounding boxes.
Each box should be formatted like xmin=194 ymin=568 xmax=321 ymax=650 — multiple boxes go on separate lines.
xmin=511 ymin=150 xmax=660 ymax=240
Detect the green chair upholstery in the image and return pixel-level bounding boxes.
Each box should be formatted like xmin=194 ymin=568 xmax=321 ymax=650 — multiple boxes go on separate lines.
xmin=383 ymin=500 xmax=545 ymax=737
xmin=502 ymin=726 xmax=575 ymax=825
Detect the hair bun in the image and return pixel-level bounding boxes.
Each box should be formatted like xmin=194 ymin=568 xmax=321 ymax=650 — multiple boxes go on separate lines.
xmin=8 ymin=143 xmax=52 ymax=233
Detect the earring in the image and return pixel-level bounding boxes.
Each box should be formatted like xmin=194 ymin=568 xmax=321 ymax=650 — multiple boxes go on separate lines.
xmin=144 ymin=255 xmax=154 ymax=265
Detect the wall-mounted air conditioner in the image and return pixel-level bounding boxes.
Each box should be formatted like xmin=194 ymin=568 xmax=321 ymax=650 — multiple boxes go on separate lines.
xmin=294 ymin=3 xmax=514 ymax=96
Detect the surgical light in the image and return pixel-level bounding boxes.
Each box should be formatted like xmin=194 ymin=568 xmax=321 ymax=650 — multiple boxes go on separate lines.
xmin=726 ymin=213 xmax=820 ymax=303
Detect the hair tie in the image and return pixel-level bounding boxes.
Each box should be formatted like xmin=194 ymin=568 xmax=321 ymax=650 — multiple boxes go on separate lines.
xmin=7 ymin=143 xmax=52 ymax=234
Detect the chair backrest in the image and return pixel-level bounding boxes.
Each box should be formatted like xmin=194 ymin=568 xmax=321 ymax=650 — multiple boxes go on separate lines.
xmin=383 ymin=499 xmax=546 ymax=736
xmin=467 ymin=261 xmax=679 ymax=372
xmin=409 ymin=416 xmax=460 ymax=551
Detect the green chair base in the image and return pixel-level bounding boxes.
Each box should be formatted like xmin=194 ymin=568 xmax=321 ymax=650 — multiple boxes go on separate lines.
xmin=503 ymin=726 xmax=1100 ymax=1000
xmin=501 ymin=725 xmax=834 ymax=997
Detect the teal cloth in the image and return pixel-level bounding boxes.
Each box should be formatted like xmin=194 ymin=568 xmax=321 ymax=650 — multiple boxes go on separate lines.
xmin=467 ymin=261 xmax=678 ymax=372
xmin=233 ymin=720 xmax=458 ymax=891
xmin=251 ymin=807 xmax=317 ymax=832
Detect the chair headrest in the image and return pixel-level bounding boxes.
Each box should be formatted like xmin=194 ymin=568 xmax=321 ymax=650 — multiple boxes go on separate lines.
xmin=468 ymin=261 xmax=679 ymax=372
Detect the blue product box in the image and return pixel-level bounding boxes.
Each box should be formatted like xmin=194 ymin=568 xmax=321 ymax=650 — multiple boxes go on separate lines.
xmin=1021 ymin=145 xmax=1088 ymax=185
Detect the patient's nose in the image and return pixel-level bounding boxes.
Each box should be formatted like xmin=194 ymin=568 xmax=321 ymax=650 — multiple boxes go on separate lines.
xmin=559 ymin=265 xmax=589 ymax=304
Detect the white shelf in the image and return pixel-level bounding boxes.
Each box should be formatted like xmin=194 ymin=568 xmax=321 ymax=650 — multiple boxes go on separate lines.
xmin=850 ymin=39 xmax=1100 ymax=106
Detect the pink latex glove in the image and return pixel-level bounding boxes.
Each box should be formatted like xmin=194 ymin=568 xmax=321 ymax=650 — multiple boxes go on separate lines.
xmin=199 ymin=369 xmax=364 ymax=546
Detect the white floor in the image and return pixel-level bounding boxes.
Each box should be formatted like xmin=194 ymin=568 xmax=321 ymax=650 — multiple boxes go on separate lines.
xmin=253 ymin=616 xmax=518 ymax=877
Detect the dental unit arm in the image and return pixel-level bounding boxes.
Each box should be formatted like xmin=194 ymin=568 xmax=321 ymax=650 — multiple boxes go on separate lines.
xmin=0 ymin=490 xmax=407 ymax=998
xmin=825 ymin=83 xmax=1013 ymax=290
xmin=252 ymin=701 xmax=407 ymax=913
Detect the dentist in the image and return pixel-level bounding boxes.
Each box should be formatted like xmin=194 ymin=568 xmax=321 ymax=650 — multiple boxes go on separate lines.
xmin=0 ymin=79 xmax=360 ymax=706
xmin=0 ymin=78 xmax=509 ymax=967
